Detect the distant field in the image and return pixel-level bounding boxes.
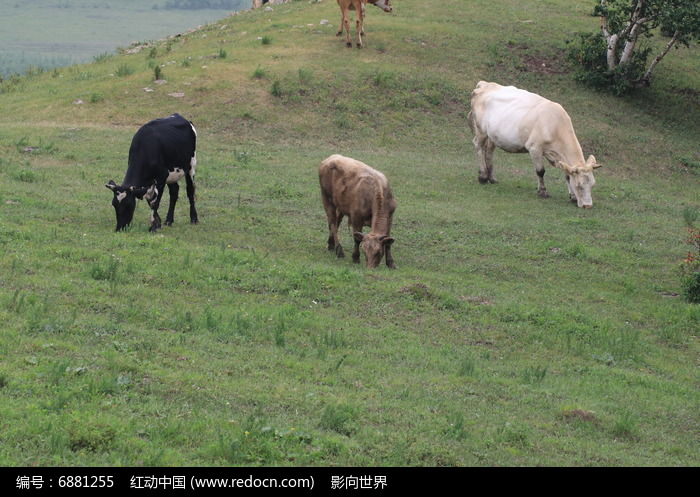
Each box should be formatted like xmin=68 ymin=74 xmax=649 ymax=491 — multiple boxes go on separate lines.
xmin=0 ymin=0 xmax=247 ymax=76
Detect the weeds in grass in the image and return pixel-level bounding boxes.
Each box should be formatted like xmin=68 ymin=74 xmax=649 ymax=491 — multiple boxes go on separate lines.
xmin=521 ymin=365 xmax=547 ymax=384
xmin=213 ymin=413 xmax=313 ymax=464
xmin=148 ymin=47 xmax=158 ymax=59
xmin=218 ymin=48 xmax=227 ymax=59
xmin=320 ymin=404 xmax=357 ymax=436
xmin=252 ymin=66 xmax=267 ymax=79
xmin=444 ymin=412 xmax=469 ymax=441
xmin=234 ymin=149 xmax=250 ymax=165
xmin=298 ymin=68 xmax=312 ymax=85
xmin=89 ymin=92 xmax=104 ymax=104
xmin=115 ymin=64 xmax=133 ymax=77
xmin=68 ymin=419 xmax=117 ymax=452
xmin=46 ymin=360 xmax=70 ymax=386
xmin=261 ymin=36 xmax=272 ymax=45
xmin=458 ymin=356 xmax=477 ymax=377
xmin=612 ymin=410 xmax=638 ymax=439
xmin=154 ymin=65 xmax=163 ymax=81
xmin=495 ymin=422 xmax=530 ymax=448
xmin=270 ymin=80 xmax=282 ymax=97
xmin=12 ymin=169 xmax=38 ymax=183
xmin=90 ymin=256 xmax=120 ymax=282
xmin=371 ymin=70 xmax=394 ymax=89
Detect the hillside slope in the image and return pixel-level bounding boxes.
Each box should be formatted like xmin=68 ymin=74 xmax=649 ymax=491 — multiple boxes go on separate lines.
xmin=0 ymin=0 xmax=698 ymax=466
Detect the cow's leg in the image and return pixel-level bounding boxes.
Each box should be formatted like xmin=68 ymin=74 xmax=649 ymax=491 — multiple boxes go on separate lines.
xmin=483 ymin=138 xmax=496 ymax=183
xmin=342 ymin=10 xmax=352 ymax=47
xmin=148 ymin=182 xmax=165 ymax=232
xmin=334 ymin=212 xmax=345 ymax=258
xmin=529 ymin=149 xmax=549 ymax=198
xmin=164 ymin=182 xmax=179 ymax=226
xmin=565 ymin=175 xmax=577 ymax=203
xmin=472 ymin=132 xmax=496 ymax=185
xmin=337 ymin=8 xmax=344 ymax=37
xmin=474 ymin=132 xmax=496 ymax=184
xmin=355 ymin=2 xmax=365 ymax=48
xmin=322 ymin=193 xmax=344 ymax=257
xmin=384 ymin=241 xmax=395 ymax=269
xmin=351 ymin=218 xmax=364 ymax=264
xmin=185 ymin=172 xmax=198 ymax=224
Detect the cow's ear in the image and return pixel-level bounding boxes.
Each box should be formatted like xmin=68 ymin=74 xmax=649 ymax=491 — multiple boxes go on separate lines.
xmin=587 ymin=155 xmax=602 ymax=169
xmin=353 ymin=232 xmax=365 ymax=243
xmin=381 ymin=236 xmax=395 ymax=246
xmin=105 ymin=180 xmax=118 ymax=192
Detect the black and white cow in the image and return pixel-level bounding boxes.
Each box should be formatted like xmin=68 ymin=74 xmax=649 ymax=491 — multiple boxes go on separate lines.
xmin=105 ymin=113 xmax=198 ymax=232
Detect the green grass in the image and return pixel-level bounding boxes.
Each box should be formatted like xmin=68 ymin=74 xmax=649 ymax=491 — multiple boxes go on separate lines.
xmin=0 ymin=0 xmax=698 ymax=466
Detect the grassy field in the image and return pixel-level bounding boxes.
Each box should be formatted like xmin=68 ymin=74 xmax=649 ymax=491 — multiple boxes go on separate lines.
xmin=0 ymin=0 xmax=698 ymax=466
xmin=0 ymin=0 xmax=246 ymax=77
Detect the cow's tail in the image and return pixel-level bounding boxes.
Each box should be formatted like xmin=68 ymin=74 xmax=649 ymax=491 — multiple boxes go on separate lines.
xmin=467 ymin=110 xmax=475 ymax=134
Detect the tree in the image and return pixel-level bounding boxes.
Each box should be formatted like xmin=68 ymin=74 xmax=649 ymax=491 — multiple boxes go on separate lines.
xmin=569 ymin=0 xmax=699 ymax=93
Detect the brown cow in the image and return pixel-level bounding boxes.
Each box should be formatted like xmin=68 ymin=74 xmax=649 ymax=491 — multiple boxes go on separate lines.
xmin=319 ymin=154 xmax=397 ymax=268
xmin=336 ymin=0 xmax=392 ymax=49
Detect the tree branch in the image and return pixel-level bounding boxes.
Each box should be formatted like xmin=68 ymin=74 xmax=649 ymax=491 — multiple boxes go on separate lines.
xmin=639 ymin=29 xmax=680 ymax=85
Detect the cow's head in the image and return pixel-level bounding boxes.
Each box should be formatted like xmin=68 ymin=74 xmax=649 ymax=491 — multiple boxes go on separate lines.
xmin=353 ymin=232 xmax=395 ymax=268
xmin=105 ymin=181 xmax=155 ymax=231
xmin=369 ymin=0 xmax=392 ymax=13
xmin=557 ymin=155 xmax=601 ymax=208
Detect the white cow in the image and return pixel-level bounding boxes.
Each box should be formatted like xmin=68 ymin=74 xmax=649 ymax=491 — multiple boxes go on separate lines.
xmin=468 ymin=81 xmax=601 ymax=208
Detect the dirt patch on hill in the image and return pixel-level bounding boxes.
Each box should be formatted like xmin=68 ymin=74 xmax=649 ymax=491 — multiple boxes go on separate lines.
xmin=506 ymin=41 xmax=569 ymax=75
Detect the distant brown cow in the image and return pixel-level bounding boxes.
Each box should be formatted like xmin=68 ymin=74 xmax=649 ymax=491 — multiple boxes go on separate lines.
xmin=319 ymin=154 xmax=397 ymax=268
xmin=336 ymin=0 xmax=392 ymax=49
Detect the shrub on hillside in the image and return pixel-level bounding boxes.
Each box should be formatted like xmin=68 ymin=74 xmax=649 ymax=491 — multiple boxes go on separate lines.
xmin=680 ymin=208 xmax=700 ymax=303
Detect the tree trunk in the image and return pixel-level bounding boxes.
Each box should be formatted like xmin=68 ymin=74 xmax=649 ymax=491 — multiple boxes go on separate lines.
xmin=638 ymin=29 xmax=680 ymax=85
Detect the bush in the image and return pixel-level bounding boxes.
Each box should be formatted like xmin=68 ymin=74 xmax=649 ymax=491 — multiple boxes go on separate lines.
xmin=567 ymin=32 xmax=650 ymax=96
xmin=680 ymin=227 xmax=700 ymax=303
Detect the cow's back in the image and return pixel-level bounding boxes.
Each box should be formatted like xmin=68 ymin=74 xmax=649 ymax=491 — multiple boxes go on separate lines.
xmin=471 ymin=82 xmax=575 ymax=153
xmin=125 ymin=114 xmax=196 ymax=185
xmin=319 ymin=155 xmax=390 ymax=215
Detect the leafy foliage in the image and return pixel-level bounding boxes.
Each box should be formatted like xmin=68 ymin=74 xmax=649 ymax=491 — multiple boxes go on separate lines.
xmin=680 ymin=209 xmax=700 ymax=303
xmin=569 ymin=0 xmax=700 ymax=94
xmin=567 ymin=32 xmax=650 ymax=95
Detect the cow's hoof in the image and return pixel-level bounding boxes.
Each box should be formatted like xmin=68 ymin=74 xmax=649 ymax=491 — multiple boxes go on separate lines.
xmin=387 ymin=262 xmax=396 ymax=269
xmin=352 ymin=257 xmax=360 ymax=264
xmin=538 ymin=191 xmax=550 ymax=198
xmin=336 ymin=31 xmax=342 ymax=37
xmin=149 ymin=226 xmax=160 ymax=233
xmin=478 ymin=177 xmax=490 ymax=184
xmin=346 ymin=42 xmax=352 ymax=48
xmin=336 ymin=246 xmax=345 ymax=258
xmin=164 ymin=220 xmax=173 ymax=226
xmin=190 ymin=218 xmax=199 ymax=224
xmin=356 ymin=44 xmax=363 ymax=49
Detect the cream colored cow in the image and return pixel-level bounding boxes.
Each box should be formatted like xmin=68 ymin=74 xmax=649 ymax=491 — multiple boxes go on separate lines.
xmin=468 ymin=81 xmax=601 ymax=208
